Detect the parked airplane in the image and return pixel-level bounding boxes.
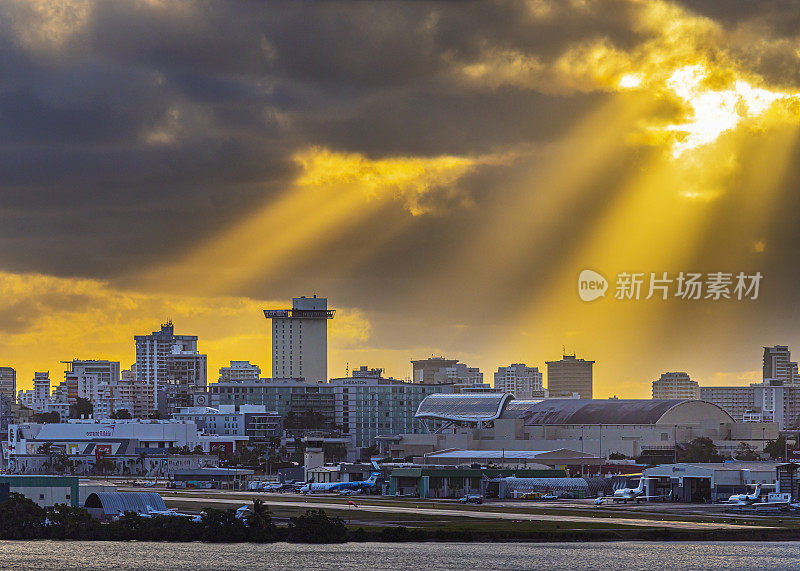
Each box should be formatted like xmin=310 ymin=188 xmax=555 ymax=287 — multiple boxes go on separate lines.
xmin=728 ymin=484 xmax=765 ymax=506
xmin=300 ymin=471 xmax=381 ymax=494
xmin=612 ymin=476 xmax=649 ymax=503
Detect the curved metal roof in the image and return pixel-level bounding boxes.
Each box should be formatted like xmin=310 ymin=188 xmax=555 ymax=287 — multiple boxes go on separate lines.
xmin=415 ymin=393 xmax=512 ymax=422
xmin=501 ymin=398 xmax=720 ymax=425
xmin=84 ymin=492 xmax=166 ymax=515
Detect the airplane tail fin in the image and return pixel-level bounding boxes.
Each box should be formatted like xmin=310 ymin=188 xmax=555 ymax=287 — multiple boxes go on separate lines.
xmin=367 ymin=471 xmax=381 ymax=484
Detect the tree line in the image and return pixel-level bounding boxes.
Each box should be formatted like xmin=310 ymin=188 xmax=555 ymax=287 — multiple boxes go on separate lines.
xmin=0 ymin=494 xmax=347 ymax=543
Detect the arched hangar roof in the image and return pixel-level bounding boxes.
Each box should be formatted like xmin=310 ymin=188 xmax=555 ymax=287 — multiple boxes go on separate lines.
xmin=84 ymin=492 xmax=166 ymax=515
xmin=501 ymin=399 xmax=735 ymax=425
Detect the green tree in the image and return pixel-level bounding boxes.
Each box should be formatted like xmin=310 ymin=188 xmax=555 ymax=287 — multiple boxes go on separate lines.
xmin=245 ymin=499 xmax=277 ymax=542
xmin=0 ymin=493 xmax=46 ymax=539
xmin=678 ymin=437 xmax=723 ymax=463
xmin=32 ymin=411 xmax=61 ymax=423
xmin=734 ymin=442 xmax=761 ymax=461
xmin=286 ymin=509 xmax=347 ymax=543
xmin=47 ymin=504 xmax=102 ymax=539
xmin=111 ymin=409 xmax=132 ymax=419
xmin=608 ymin=451 xmax=626 ymax=460
xmin=70 ymin=397 xmax=93 ymax=419
xmin=764 ymin=435 xmax=788 ymax=460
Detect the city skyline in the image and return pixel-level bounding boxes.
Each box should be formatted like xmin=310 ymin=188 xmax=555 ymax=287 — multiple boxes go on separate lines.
xmin=3 ymin=2 xmax=800 ymax=397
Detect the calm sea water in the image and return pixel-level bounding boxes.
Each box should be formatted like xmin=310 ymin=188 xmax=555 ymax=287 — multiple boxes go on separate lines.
xmin=1 ymin=541 xmax=800 ymax=570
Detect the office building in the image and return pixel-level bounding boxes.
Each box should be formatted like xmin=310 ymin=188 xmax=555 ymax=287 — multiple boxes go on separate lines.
xmin=0 ymin=367 xmax=16 ymax=403
xmin=174 ymin=405 xmax=283 ymax=443
xmin=328 ymin=373 xmax=455 ymax=448
xmin=546 ymin=354 xmax=594 ymax=399
xmin=219 ymin=361 xmax=261 ymax=382
xmin=135 ymin=321 xmax=198 ymax=409
xmin=209 ymin=378 xmax=335 ymax=420
xmin=698 ymin=386 xmax=755 ymax=422
xmin=61 ymin=360 xmax=121 ymax=404
xmin=159 ymin=347 xmax=207 ymax=415
xmin=763 ymin=345 xmax=799 ymax=383
xmin=264 ymin=296 xmax=334 ymax=382
xmin=652 ymin=372 xmax=700 ymax=400
xmin=432 ymin=362 xmax=483 ymax=385
xmin=494 ymin=364 xmax=544 ymax=399
xmin=411 ymin=357 xmax=459 ymax=384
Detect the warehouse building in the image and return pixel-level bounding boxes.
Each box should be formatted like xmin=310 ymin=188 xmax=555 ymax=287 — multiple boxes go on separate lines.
xmin=380 ymin=394 xmax=777 ymax=461
xmin=642 ymin=462 xmax=779 ymax=503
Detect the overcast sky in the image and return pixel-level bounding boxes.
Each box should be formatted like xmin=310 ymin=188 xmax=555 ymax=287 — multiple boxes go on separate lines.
xmin=3 ymin=0 xmax=800 ymax=395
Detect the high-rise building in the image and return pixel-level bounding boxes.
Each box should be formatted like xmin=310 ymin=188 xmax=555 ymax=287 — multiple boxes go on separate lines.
xmin=698 ymin=386 xmax=755 ymax=422
xmin=219 ymin=361 xmax=261 ymax=382
xmin=494 ymin=364 xmax=544 ymax=399
xmin=61 ymin=360 xmax=121 ymax=404
xmin=410 ymin=357 xmax=459 ymax=384
xmin=763 ymin=345 xmax=799 ymax=383
xmin=0 ymin=367 xmax=16 ymax=403
xmin=652 ymin=372 xmax=699 ymax=400
xmin=135 ymin=321 xmax=198 ymax=408
xmin=33 ymin=372 xmax=51 ymax=402
xmin=546 ymin=354 xmax=594 ymax=399
xmin=264 ymin=296 xmax=334 ymax=382
xmin=159 ymin=346 xmax=207 ymax=415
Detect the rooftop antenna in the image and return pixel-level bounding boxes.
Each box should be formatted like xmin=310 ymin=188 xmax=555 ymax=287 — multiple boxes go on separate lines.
xmin=345 ymin=362 xmax=349 ymax=377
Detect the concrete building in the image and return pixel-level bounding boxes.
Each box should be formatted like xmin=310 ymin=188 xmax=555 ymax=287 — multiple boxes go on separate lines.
xmin=494 ymin=364 xmax=544 ymax=399
xmin=4 ymin=419 xmax=231 ymax=475
xmin=411 ymin=357 xmax=459 ymax=384
xmin=135 ymin=321 xmax=198 ymax=409
xmin=219 ymin=361 xmax=261 ymax=382
xmin=652 ymin=372 xmax=700 ymax=400
xmin=0 ymin=475 xmax=79 ymax=507
xmin=328 ymin=374 xmax=454 ymax=448
xmin=0 ymin=367 xmax=16 ymax=403
xmin=174 ymin=405 xmax=283 ymax=443
xmin=264 ymin=296 xmax=334 ymax=382
xmin=432 ymin=362 xmax=483 ymax=385
xmin=62 ymin=360 xmax=121 ymax=402
xmin=380 ymin=394 xmax=778 ymax=461
xmin=19 ymin=373 xmax=53 ymax=412
xmin=642 ymin=462 xmax=780 ymax=503
xmin=763 ymin=345 xmax=799 ymax=383
xmin=699 ymin=386 xmax=755 ymax=422
xmin=209 ymin=378 xmax=336 ymax=421
xmin=160 ymin=346 xmax=207 ymax=415
xmin=546 ymin=354 xmax=594 ymax=399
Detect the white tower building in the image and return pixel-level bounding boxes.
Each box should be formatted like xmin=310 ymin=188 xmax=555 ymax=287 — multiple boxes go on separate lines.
xmin=264 ymin=296 xmax=334 ymax=382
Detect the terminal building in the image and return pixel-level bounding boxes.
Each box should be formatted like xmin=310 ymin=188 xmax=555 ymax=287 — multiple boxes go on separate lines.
xmin=378 ymin=393 xmax=778 ymax=461
xmin=4 ymin=419 xmax=232 ymax=476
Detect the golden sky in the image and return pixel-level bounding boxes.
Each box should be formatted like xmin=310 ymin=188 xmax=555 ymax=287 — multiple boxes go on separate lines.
xmin=3 ymin=0 xmax=800 ymax=395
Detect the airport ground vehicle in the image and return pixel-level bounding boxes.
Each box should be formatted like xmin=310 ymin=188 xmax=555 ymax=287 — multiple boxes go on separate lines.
xmin=459 ymin=494 xmax=483 ymax=504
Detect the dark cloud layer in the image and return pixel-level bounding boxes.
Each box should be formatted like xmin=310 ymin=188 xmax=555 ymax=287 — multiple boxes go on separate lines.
xmin=2 ymin=0 xmax=800 ymax=312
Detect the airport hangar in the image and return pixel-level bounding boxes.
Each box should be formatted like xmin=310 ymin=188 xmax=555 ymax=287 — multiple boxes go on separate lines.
xmin=377 ymin=393 xmax=778 ymax=463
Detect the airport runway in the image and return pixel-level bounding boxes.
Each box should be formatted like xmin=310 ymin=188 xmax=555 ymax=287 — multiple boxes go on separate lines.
xmin=161 ymin=495 xmax=766 ymax=531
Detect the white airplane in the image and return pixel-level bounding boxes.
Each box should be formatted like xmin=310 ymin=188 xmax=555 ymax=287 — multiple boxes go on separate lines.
xmin=612 ymin=477 xmax=648 ymax=503
xmin=728 ymin=484 xmax=765 ymax=506
xmin=300 ymin=471 xmax=381 ymax=494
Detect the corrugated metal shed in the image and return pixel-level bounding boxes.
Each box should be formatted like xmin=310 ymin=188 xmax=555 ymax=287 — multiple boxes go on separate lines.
xmin=84 ymin=491 xmax=166 ymax=515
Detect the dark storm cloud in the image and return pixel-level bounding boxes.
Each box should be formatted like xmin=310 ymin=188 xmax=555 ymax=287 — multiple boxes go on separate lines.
xmin=1 ymin=0 xmax=799 ymax=289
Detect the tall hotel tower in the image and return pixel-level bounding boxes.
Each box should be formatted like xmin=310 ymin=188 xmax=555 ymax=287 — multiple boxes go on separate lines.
xmin=264 ymin=296 xmax=334 ymax=382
